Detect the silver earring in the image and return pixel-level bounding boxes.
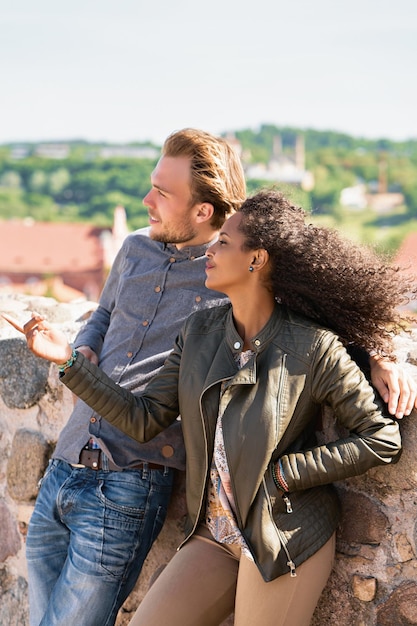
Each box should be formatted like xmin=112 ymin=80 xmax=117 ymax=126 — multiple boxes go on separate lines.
xmin=249 ymin=266 xmax=254 ymax=272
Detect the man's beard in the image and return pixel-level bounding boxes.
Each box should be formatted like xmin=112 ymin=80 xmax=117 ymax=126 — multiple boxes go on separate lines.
xmin=149 ymin=219 xmax=198 ymax=245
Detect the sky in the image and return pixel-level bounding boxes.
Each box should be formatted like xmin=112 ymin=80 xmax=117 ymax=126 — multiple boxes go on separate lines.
xmin=1 ymin=0 xmax=417 ymax=146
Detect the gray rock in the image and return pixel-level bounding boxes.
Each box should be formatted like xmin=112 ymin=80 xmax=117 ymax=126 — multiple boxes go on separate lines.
xmin=7 ymin=429 xmax=52 ymax=501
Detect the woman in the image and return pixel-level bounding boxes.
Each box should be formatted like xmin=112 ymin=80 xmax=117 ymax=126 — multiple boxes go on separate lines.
xmin=12 ymin=190 xmax=414 ymax=625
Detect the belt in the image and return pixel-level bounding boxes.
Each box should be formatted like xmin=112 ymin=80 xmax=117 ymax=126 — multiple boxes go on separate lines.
xmin=76 ymin=448 xmax=165 ymax=471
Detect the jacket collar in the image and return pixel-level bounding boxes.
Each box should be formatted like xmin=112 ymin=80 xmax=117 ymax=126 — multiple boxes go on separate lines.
xmin=202 ymin=303 xmax=285 ymax=391
xmin=224 ymin=302 xmax=284 ymax=357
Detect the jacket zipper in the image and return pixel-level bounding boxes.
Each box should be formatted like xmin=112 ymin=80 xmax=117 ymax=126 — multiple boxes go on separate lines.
xmin=273 ymin=353 xmax=296 ymax=572
xmin=178 ymin=374 xmax=234 ymax=549
xmin=276 ymin=526 xmax=297 ymax=577
xmin=263 ymin=477 xmax=297 ymax=577
xmin=282 ymin=493 xmax=293 ymax=513
xmin=275 ymin=352 xmax=287 ymax=441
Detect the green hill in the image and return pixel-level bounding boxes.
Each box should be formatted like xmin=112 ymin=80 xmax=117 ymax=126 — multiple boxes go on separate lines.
xmin=1 ymin=125 xmax=416 ymax=256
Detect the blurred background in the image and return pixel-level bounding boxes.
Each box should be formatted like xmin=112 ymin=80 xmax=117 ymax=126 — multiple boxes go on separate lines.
xmin=1 ymin=0 xmax=416 ymax=304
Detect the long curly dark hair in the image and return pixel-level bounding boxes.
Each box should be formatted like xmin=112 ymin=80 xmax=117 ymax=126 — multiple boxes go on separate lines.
xmin=238 ymin=189 xmax=416 ymax=358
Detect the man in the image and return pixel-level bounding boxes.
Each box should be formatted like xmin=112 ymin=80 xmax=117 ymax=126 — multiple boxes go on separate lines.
xmin=25 ymin=128 xmax=416 ymax=626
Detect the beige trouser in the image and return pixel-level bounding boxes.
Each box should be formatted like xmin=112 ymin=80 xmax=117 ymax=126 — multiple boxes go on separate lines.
xmin=129 ymin=525 xmax=335 ymax=626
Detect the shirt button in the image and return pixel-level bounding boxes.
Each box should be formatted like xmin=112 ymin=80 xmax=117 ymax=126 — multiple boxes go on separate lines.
xmin=254 ymin=339 xmax=261 ymax=347
xmin=142 ymin=320 xmax=149 ymax=327
xmin=169 ymin=257 xmax=176 ymax=263
xmin=154 ymin=286 xmax=161 ymax=293
xmin=162 ymin=445 xmax=174 ymax=458
xmin=195 ymin=295 xmax=202 ymax=303
xmin=127 ymin=351 xmax=133 ymax=358
xmin=234 ymin=341 xmax=241 ymax=350
xmin=190 ymin=256 xmax=195 ymax=261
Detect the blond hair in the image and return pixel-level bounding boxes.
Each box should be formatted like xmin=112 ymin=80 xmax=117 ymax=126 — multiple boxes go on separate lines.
xmin=162 ymin=128 xmax=246 ymax=229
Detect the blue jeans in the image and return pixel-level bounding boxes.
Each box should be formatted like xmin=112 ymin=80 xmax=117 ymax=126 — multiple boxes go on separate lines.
xmin=26 ymin=459 xmax=174 ymax=626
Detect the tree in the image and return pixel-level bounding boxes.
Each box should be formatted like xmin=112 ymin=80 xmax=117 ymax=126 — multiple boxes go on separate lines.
xmin=49 ymin=168 xmax=71 ymax=195
xmin=0 ymin=170 xmax=22 ymax=189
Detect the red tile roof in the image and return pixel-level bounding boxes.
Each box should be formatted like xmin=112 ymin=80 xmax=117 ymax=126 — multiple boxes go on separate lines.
xmin=0 ymin=276 xmax=86 ymax=301
xmin=0 ymin=219 xmax=108 ymax=274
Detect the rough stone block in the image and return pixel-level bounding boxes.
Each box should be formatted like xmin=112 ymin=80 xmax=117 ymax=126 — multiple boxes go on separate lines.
xmin=352 ymin=574 xmax=377 ymax=601
xmin=0 ymin=565 xmax=28 ymax=626
xmin=0 ymin=500 xmax=21 ymax=562
xmin=377 ymin=582 xmax=417 ymax=625
xmin=338 ymin=489 xmax=389 ymax=545
xmin=0 ymin=339 xmax=50 ymax=409
xmin=6 ymin=429 xmax=52 ymax=501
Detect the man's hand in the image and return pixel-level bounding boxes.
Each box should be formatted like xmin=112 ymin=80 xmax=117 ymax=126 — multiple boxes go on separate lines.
xmin=370 ymin=356 xmax=417 ymax=419
xmin=2 ymin=312 xmax=72 ymax=365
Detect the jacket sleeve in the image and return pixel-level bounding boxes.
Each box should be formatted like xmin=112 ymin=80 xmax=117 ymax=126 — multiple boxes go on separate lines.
xmin=345 ymin=343 xmax=371 ymax=377
xmin=279 ymin=331 xmax=402 ymax=492
xmin=61 ymin=332 xmax=184 ymax=442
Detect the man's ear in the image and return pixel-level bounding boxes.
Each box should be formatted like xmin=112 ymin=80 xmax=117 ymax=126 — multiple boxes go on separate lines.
xmin=195 ymin=202 xmax=215 ymax=224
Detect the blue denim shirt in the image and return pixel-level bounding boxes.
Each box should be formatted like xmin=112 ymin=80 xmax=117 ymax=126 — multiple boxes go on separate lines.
xmin=53 ymin=227 xmax=227 ymax=470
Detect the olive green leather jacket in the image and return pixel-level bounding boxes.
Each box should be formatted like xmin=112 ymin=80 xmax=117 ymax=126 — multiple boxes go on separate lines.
xmin=62 ymin=303 xmax=401 ymax=581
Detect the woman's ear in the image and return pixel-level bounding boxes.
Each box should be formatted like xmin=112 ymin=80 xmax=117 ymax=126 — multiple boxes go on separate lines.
xmin=252 ymin=249 xmax=270 ymax=270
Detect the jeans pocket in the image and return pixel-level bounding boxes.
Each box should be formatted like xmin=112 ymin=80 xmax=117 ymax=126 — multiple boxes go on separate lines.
xmin=96 ymin=472 xmax=173 ymax=577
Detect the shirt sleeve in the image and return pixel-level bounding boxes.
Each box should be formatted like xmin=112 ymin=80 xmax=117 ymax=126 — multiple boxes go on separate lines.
xmin=73 ymin=237 xmax=128 ymax=355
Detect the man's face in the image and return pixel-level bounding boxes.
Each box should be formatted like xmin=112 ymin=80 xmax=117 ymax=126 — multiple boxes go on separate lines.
xmin=143 ymin=155 xmax=200 ymax=247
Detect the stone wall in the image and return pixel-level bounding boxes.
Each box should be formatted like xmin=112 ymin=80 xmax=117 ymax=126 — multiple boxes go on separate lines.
xmin=1 ymin=293 xmax=417 ymax=626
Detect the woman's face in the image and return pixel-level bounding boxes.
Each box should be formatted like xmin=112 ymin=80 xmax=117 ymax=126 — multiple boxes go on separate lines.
xmin=205 ymin=212 xmax=255 ymax=295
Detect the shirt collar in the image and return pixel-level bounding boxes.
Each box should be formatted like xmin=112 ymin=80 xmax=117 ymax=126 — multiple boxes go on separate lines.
xmin=164 ymin=234 xmax=218 ymax=261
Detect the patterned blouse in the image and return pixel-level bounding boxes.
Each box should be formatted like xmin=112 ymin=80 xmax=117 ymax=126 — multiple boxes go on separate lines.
xmin=206 ymin=349 xmax=254 ymax=560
